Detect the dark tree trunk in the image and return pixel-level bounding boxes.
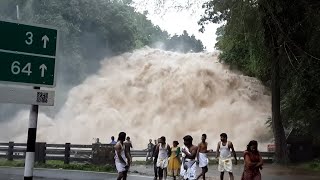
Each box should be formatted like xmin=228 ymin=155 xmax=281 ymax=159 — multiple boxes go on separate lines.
xmin=259 ymin=0 xmax=289 ymax=164
xmin=271 ymin=46 xmax=289 ymax=164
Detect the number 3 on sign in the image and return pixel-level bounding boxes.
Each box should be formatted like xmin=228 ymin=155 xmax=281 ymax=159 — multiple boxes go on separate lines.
xmin=11 ymin=61 xmax=32 ymax=76
xmin=25 ymin=32 xmax=33 ymax=45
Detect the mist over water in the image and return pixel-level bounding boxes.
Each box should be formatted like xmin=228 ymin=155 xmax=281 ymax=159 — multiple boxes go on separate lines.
xmin=0 ymin=48 xmax=271 ymax=150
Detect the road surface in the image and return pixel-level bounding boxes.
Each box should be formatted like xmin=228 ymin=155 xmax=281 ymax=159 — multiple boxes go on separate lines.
xmin=0 ymin=167 xmax=152 ymax=180
xmin=0 ymin=166 xmax=319 ymax=180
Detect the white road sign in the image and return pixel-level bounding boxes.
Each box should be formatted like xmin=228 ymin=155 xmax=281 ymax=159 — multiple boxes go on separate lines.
xmin=0 ymin=86 xmax=55 ymax=106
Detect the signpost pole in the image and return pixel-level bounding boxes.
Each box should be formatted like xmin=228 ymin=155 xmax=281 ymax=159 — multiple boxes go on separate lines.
xmin=15 ymin=7 xmax=40 ymax=180
xmin=0 ymin=9 xmax=58 ymax=179
xmin=24 ymin=88 xmax=39 ymax=179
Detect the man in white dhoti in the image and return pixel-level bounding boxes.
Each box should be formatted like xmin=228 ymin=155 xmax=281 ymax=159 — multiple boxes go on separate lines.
xmin=155 ymin=136 xmax=171 ymax=180
xmin=180 ymin=135 xmax=198 ymax=180
xmin=114 ymin=132 xmax=130 ymax=180
xmin=196 ymin=134 xmax=213 ymax=180
xmin=216 ymin=133 xmax=237 ymax=180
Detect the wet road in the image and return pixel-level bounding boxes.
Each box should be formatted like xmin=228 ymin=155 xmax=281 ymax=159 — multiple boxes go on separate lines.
xmin=130 ymin=163 xmax=320 ymax=180
xmin=0 ymin=165 xmax=319 ymax=180
xmin=0 ymin=167 xmax=152 ymax=180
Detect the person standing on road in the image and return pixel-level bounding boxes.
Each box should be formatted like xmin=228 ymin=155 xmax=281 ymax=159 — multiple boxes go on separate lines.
xmin=114 ymin=132 xmax=130 ymax=180
xmin=241 ymin=140 xmax=263 ymax=180
xmin=168 ymin=140 xmax=181 ymax=180
xmin=146 ymin=139 xmax=155 ymax=161
xmin=216 ymin=133 xmax=237 ymax=180
xmin=196 ymin=134 xmax=213 ymax=180
xmin=124 ymin=136 xmax=133 ymax=163
xmin=153 ymin=138 xmax=160 ymax=180
xmin=155 ymin=136 xmax=171 ymax=180
xmin=180 ymin=135 xmax=198 ymax=180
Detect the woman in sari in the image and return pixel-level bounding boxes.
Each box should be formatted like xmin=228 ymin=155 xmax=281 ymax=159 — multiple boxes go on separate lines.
xmin=241 ymin=140 xmax=263 ymax=180
xmin=168 ymin=141 xmax=181 ymax=180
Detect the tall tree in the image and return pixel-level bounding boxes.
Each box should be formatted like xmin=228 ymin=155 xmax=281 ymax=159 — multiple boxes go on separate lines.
xmin=200 ymin=0 xmax=320 ymax=163
xmin=260 ymin=0 xmax=289 ymax=163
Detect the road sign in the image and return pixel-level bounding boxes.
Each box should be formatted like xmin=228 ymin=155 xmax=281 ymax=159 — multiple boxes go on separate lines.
xmin=0 ymin=51 xmax=55 ymax=86
xmin=0 ymin=20 xmax=57 ymax=56
xmin=0 ymin=86 xmax=55 ymax=106
xmin=0 ymin=20 xmax=57 ymax=87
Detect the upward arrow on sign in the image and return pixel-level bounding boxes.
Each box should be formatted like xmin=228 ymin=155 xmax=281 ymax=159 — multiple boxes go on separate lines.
xmin=39 ymin=64 xmax=47 ymax=77
xmin=42 ymin=35 xmax=49 ymax=49
xmin=0 ymin=20 xmax=57 ymax=87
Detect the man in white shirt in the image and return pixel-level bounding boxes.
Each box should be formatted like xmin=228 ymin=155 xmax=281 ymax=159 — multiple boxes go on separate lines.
xmin=216 ymin=133 xmax=237 ymax=180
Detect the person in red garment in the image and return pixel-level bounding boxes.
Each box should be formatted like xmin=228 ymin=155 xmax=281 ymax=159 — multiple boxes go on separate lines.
xmin=241 ymin=140 xmax=263 ymax=180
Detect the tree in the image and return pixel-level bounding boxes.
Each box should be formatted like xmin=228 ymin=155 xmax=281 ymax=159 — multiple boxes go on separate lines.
xmin=0 ymin=0 xmax=205 ymax=121
xmin=164 ymin=30 xmax=204 ymax=53
xmin=199 ymin=0 xmax=320 ymax=163
xmin=259 ymin=0 xmax=289 ymax=164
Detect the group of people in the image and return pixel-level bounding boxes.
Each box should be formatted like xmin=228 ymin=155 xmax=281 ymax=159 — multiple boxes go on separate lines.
xmin=114 ymin=132 xmax=263 ymax=180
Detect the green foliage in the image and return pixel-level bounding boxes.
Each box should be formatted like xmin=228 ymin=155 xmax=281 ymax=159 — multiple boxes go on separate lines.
xmin=199 ymin=0 xmax=320 ymax=141
xmin=200 ymin=0 xmax=270 ymax=81
xmin=299 ymin=159 xmax=320 ymax=172
xmin=164 ymin=30 xmax=205 ymax=53
xmin=0 ymin=159 xmax=116 ymax=172
xmin=0 ymin=159 xmax=24 ymax=167
xmin=36 ymin=160 xmax=115 ymax=172
xmin=0 ymin=0 xmax=204 ymax=86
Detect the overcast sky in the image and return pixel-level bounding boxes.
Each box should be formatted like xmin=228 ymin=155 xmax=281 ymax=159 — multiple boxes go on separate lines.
xmin=132 ymin=0 xmax=220 ymax=51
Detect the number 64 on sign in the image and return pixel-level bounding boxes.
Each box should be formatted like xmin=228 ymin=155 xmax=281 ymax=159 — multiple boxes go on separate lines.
xmin=11 ymin=61 xmax=47 ymax=77
xmin=0 ymin=51 xmax=55 ymax=87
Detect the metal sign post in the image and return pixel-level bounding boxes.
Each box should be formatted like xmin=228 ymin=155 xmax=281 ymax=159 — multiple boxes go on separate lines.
xmin=24 ymin=86 xmax=39 ymax=180
xmin=10 ymin=6 xmax=57 ymax=180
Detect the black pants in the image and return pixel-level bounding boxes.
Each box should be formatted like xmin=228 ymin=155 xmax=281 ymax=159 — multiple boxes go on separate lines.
xmin=154 ymin=159 xmax=158 ymax=178
xmin=158 ymin=167 xmax=164 ymax=178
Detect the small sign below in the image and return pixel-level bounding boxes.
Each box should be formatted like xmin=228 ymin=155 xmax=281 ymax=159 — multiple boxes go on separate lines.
xmin=0 ymin=86 xmax=55 ymax=106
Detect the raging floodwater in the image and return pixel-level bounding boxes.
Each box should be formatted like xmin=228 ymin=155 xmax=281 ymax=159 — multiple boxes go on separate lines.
xmin=0 ymin=48 xmax=271 ymax=150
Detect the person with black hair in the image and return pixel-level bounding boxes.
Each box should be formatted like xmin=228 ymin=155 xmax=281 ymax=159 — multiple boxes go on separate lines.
xmin=155 ymin=136 xmax=171 ymax=180
xmin=110 ymin=136 xmax=117 ymax=145
xmin=196 ymin=134 xmax=213 ymax=180
xmin=168 ymin=141 xmax=181 ymax=180
xmin=180 ymin=135 xmax=198 ymax=180
xmin=114 ymin=132 xmax=130 ymax=180
xmin=241 ymin=140 xmax=263 ymax=180
xmin=152 ymin=138 xmax=160 ymax=180
xmin=216 ymin=133 xmax=237 ymax=180
xmin=146 ymin=139 xmax=155 ymax=161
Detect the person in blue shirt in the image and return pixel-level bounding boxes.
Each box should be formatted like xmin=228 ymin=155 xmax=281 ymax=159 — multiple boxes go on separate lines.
xmin=110 ymin=136 xmax=117 ymax=145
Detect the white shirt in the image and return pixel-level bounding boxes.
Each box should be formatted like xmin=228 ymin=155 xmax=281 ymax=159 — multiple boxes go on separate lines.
xmin=219 ymin=141 xmax=231 ymax=158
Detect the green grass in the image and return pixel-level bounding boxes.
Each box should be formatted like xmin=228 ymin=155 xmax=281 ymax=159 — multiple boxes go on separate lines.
xmin=0 ymin=159 xmax=25 ymax=167
xmin=0 ymin=159 xmax=116 ymax=173
xmin=300 ymin=159 xmax=320 ymax=171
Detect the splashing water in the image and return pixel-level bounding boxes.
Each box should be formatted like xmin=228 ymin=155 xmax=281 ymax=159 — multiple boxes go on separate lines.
xmin=0 ymin=48 xmax=271 ymax=150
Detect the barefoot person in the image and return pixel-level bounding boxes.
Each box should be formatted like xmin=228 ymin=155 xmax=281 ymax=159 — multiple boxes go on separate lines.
xmin=180 ymin=135 xmax=198 ymax=180
xmin=241 ymin=140 xmax=263 ymax=180
xmin=146 ymin=139 xmax=155 ymax=161
xmin=124 ymin=136 xmax=133 ymax=162
xmin=168 ymin=141 xmax=181 ymax=180
xmin=114 ymin=132 xmax=130 ymax=180
xmin=216 ymin=133 xmax=237 ymax=180
xmin=153 ymin=138 xmax=160 ymax=180
xmin=196 ymin=134 xmax=213 ymax=180
xmin=155 ymin=136 xmax=171 ymax=180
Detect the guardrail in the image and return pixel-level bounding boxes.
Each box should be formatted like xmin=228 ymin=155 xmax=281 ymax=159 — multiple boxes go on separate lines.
xmin=0 ymin=142 xmax=108 ymax=164
xmin=0 ymin=142 xmax=274 ymax=165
